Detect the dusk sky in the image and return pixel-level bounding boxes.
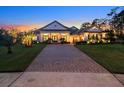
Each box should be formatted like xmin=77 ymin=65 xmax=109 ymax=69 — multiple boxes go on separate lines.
xmin=0 ymin=6 xmax=116 ymax=28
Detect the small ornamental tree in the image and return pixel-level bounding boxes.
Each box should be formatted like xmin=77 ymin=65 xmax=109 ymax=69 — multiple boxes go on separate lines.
xmin=0 ymin=29 xmax=14 ymax=54
xmin=10 ymin=29 xmax=18 ymax=44
xmin=21 ymin=32 xmax=35 ymax=47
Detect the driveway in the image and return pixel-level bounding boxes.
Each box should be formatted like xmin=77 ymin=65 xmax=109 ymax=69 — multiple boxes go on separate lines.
xmin=10 ymin=44 xmax=123 ymax=87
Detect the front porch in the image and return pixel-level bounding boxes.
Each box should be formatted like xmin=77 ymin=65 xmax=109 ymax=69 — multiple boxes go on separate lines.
xmin=39 ymin=32 xmax=71 ymax=43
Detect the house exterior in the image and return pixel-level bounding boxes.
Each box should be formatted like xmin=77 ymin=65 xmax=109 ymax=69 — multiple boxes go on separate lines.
xmin=35 ymin=21 xmax=108 ymax=43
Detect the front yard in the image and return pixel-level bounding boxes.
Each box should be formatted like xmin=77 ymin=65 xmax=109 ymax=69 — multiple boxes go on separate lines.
xmin=0 ymin=43 xmax=46 ymax=72
xmin=76 ymin=44 xmax=124 ymax=74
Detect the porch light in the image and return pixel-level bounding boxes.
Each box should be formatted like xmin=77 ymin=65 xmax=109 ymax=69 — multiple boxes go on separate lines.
xmin=90 ymin=39 xmax=93 ymax=42
xmin=108 ymin=40 xmax=110 ymax=43
xmin=87 ymin=41 xmax=90 ymax=44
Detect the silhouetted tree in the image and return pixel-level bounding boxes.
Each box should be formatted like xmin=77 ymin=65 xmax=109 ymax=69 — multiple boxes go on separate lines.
xmin=0 ymin=29 xmax=14 ymax=54
xmin=106 ymin=30 xmax=115 ymax=42
xmin=92 ymin=18 xmax=108 ymax=29
xmin=81 ymin=22 xmax=91 ymax=30
xmin=107 ymin=7 xmax=124 ymax=39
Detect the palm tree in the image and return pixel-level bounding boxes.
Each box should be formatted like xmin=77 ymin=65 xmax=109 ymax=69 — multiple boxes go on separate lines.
xmin=21 ymin=31 xmax=35 ymax=47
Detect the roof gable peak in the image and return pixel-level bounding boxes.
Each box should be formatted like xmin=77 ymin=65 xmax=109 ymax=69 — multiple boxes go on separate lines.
xmin=39 ymin=20 xmax=69 ymax=31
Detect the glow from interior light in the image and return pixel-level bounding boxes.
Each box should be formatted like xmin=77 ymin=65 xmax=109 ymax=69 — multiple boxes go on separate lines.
xmin=61 ymin=33 xmax=66 ymax=35
xmin=43 ymin=33 xmax=48 ymax=35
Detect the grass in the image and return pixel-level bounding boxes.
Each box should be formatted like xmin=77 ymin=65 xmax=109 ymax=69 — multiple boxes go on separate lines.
xmin=76 ymin=44 xmax=124 ymax=74
xmin=0 ymin=43 xmax=46 ymax=72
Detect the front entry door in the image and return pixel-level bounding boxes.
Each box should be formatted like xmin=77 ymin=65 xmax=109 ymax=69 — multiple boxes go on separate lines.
xmin=52 ymin=35 xmax=58 ymax=41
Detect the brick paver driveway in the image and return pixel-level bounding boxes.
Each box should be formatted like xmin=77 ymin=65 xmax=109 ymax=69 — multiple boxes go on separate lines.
xmin=26 ymin=44 xmax=108 ymax=73
xmin=11 ymin=44 xmax=123 ymax=87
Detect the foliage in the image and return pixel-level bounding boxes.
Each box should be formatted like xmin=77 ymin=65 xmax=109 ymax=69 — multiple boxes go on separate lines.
xmin=0 ymin=29 xmax=14 ymax=54
xmin=60 ymin=38 xmax=66 ymax=44
xmin=9 ymin=29 xmax=18 ymax=43
xmin=106 ymin=30 xmax=115 ymax=42
xmin=118 ymin=33 xmax=124 ymax=41
xmin=81 ymin=7 xmax=124 ymax=44
xmin=81 ymin=22 xmax=91 ymax=30
xmin=21 ymin=32 xmax=36 ymax=47
xmin=92 ymin=18 xmax=107 ymax=29
xmin=107 ymin=7 xmax=124 ymax=39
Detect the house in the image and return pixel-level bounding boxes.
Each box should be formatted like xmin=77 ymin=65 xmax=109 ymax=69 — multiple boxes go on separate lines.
xmin=35 ymin=20 xmax=108 ymax=43
xmin=79 ymin=26 xmax=108 ymax=42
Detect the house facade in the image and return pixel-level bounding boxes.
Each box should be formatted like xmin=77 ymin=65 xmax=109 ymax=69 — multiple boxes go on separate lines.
xmin=36 ymin=21 xmax=108 ymax=43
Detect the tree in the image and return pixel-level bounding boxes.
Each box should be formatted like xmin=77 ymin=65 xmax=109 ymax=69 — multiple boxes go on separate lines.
xmin=116 ymin=10 xmax=124 ymax=40
xmin=0 ymin=29 xmax=14 ymax=54
xmin=9 ymin=29 xmax=18 ymax=43
xmin=21 ymin=32 xmax=35 ymax=47
xmin=92 ymin=19 xmax=100 ymax=27
xmin=92 ymin=18 xmax=108 ymax=29
xmin=106 ymin=30 xmax=115 ymax=42
xmin=107 ymin=7 xmax=124 ymax=39
xmin=81 ymin=22 xmax=91 ymax=30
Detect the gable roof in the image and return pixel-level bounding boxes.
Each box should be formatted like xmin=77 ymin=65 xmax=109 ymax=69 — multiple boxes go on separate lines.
xmin=38 ymin=20 xmax=70 ymax=31
xmin=79 ymin=26 xmax=104 ymax=33
xmin=69 ymin=26 xmax=79 ymax=35
xmin=86 ymin=26 xmax=102 ymax=32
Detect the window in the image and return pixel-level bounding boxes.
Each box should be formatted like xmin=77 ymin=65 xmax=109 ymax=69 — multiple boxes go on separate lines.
xmin=52 ymin=35 xmax=58 ymax=41
xmin=43 ymin=34 xmax=49 ymax=41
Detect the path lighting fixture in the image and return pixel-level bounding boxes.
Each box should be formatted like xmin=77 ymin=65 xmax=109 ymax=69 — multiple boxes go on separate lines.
xmin=87 ymin=41 xmax=90 ymax=44
xmin=108 ymin=40 xmax=110 ymax=43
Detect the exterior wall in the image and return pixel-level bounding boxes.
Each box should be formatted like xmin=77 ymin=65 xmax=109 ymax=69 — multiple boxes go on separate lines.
xmin=37 ymin=31 xmax=108 ymax=43
xmin=82 ymin=32 xmax=89 ymax=41
xmin=80 ymin=32 xmax=107 ymax=41
xmin=37 ymin=34 xmax=42 ymax=42
xmin=70 ymin=35 xmax=81 ymax=43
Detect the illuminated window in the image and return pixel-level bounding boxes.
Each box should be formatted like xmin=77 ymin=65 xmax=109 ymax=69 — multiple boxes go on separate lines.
xmin=52 ymin=35 xmax=58 ymax=41
xmin=43 ymin=34 xmax=49 ymax=41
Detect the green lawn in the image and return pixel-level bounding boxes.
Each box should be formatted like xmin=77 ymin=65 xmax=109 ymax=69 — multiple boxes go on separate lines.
xmin=76 ymin=44 xmax=124 ymax=74
xmin=0 ymin=43 xmax=46 ymax=72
